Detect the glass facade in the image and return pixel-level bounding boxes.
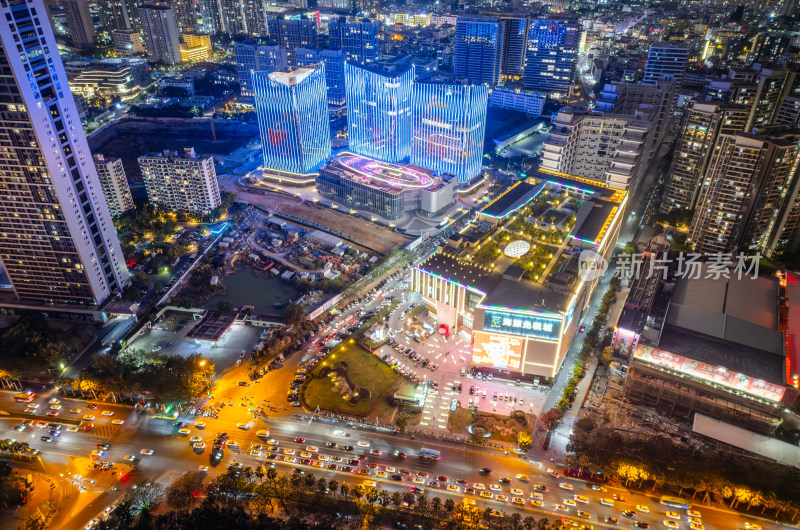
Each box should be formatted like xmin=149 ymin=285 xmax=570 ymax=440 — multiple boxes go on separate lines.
xmin=235 ymin=43 xmax=288 ymax=96
xmin=411 ymin=77 xmax=488 ymax=182
xmin=522 ymin=19 xmax=580 ymax=93
xmin=253 ymin=65 xmax=331 ymax=174
xmin=345 ymin=62 xmax=413 ymax=162
xmin=316 ymin=166 xmax=405 ymax=220
xmin=295 ymin=47 xmax=346 ymax=105
xmin=454 ymin=16 xmax=504 ymax=86
xmin=267 ymin=16 xmax=317 ymax=65
xmin=329 ymin=18 xmax=379 ymax=64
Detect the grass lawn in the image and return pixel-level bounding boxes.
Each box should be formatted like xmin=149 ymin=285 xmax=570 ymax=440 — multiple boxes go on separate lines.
xmin=301 ymin=340 xmax=404 ymax=417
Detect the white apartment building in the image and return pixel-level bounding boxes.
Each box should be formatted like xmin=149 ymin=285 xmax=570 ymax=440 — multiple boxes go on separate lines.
xmin=541 ymin=108 xmax=650 ymax=192
xmin=93 ymin=155 xmax=135 ymax=217
xmin=139 ymin=148 xmax=221 ymax=214
xmin=489 ymin=86 xmax=546 ymax=116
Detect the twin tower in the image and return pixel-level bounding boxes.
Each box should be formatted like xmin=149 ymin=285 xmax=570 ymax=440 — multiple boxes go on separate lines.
xmin=253 ymin=61 xmax=489 ymax=184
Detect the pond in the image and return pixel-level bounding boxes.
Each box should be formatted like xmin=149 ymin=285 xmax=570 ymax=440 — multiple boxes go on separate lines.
xmin=204 ymin=266 xmax=302 ymax=315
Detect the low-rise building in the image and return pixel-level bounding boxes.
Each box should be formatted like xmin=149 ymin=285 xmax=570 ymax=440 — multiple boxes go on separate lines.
xmin=139 ymin=147 xmax=221 ymax=214
xmin=489 ymin=85 xmax=546 ymax=116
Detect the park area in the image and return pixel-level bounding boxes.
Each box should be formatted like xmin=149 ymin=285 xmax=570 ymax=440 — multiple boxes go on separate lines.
xmin=448 ymin=406 xmax=535 ymax=444
xmin=301 ymin=340 xmax=417 ymax=418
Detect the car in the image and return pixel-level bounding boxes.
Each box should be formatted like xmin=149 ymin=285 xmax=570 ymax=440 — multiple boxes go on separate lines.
xmin=40 ymin=436 xmax=53 ymax=442
xmin=48 ymin=404 xmax=62 ymax=410
xmin=101 ymin=411 xmax=114 ymax=417
xmin=605 ymin=517 xmax=620 ymax=525
xmin=447 ymin=485 xmax=460 ymax=492
xmin=97 ymin=443 xmax=111 ymax=450
xmin=176 ymin=427 xmax=190 ymax=435
xmin=563 ymin=499 xmax=577 ymax=506
xmin=140 ymin=449 xmax=154 ymax=455
xmin=46 ymin=411 xmax=59 ymax=417
xmin=479 ymin=467 xmax=491 ymax=474
xmin=48 ymin=398 xmax=60 ymax=404
xmin=369 ymin=449 xmax=382 ymax=455
xmin=686 ymin=510 xmax=701 ymax=518
xmin=195 ymin=421 xmax=206 ymax=428
xmin=216 ymin=432 xmax=229 ymax=440
xmin=412 ymin=477 xmax=424 ymax=484
xmin=555 ymin=504 xmax=569 ymax=512
xmin=83 ymin=423 xmax=95 ymax=431
xmin=112 ymin=419 xmax=126 ymax=426
xmin=238 ymin=382 xmax=250 ymax=387
xmin=87 ymin=404 xmax=99 ymax=410
xmin=330 ymin=456 xmax=342 ymax=462
xmin=622 ymin=510 xmax=637 ymax=518
xmin=496 ymin=494 xmax=508 ymax=502
xmin=356 ymin=440 xmax=370 ymax=447
xmin=198 ymin=466 xmax=209 ymax=472
xmin=300 ymin=452 xmax=312 ymax=458
xmin=591 ymin=484 xmax=607 ymax=492
xmin=547 ymin=468 xmax=560 ymax=478
xmin=362 ymin=480 xmax=376 ymax=488
xmin=613 ymin=494 xmax=627 ymax=502
xmin=124 ymin=455 xmax=136 ymax=462
xmin=67 ymin=426 xmax=79 ymax=432
xmin=665 ymin=512 xmax=680 ymax=520
xmin=578 ymin=511 xmax=591 ymax=519
xmin=634 ymin=523 xmax=650 ymax=529
xmin=282 ymin=449 xmax=295 ymax=455
xmin=473 ymin=483 xmax=485 ymax=490
xmin=599 ymin=498 xmax=614 ymax=507
xmin=579 ymin=326 xmax=586 ymax=332
xmin=479 ymin=491 xmax=493 ymax=499
xmin=516 ymin=474 xmax=529 ymax=481
xmin=294 ymin=437 xmax=305 ymax=443
xmin=489 ymin=484 xmax=502 ymax=491
xmin=283 ymin=456 xmax=296 ymax=463
xmin=375 ymin=471 xmax=387 ymax=478
xmin=532 ymin=484 xmax=548 ymax=492
xmin=744 ymin=524 xmax=762 ymax=530
xmin=227 ymin=441 xmax=238 ymax=449
xmin=530 ymin=499 xmax=543 ymax=507
xmin=343 ymin=445 xmax=354 ymax=451
xmin=636 ymin=505 xmax=650 ymax=513
xmin=249 ymin=449 xmax=262 ymax=456
xmin=236 ymin=423 xmax=249 ymax=430
xmin=510 ymin=488 xmax=523 ymax=496
xmin=575 ymin=495 xmax=589 ymax=503
xmin=305 ymin=445 xmax=318 ymax=452
xmin=663 ymin=521 xmax=678 ymax=529
xmin=83 ymin=415 xmax=96 ymax=422
xmin=689 ymin=524 xmax=704 ymax=530
xmin=190 ymin=436 xmax=202 ymax=443
xmin=559 ymin=483 xmax=574 ymax=490
xmin=456 ymin=479 xmax=469 ymax=485
xmin=325 ymin=442 xmax=337 ymax=448
xmin=13 ymin=424 xmax=25 ymax=432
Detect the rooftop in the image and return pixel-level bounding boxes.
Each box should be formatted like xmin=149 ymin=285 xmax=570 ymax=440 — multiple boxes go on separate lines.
xmin=416 ymin=252 xmax=497 ymax=294
xmin=481 ymin=181 xmax=543 ymax=218
xmin=269 ymin=65 xmax=321 ymax=86
xmin=185 ymin=311 xmax=240 ymax=341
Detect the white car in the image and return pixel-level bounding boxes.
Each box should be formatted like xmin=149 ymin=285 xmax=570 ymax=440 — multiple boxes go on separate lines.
xmin=563 ymin=499 xmax=577 ymax=506
xmin=227 ymin=440 xmax=238 ymax=448
xmin=305 ymin=446 xmax=318 ymax=452
xmin=198 ymin=466 xmax=209 ymax=472
xmin=112 ymin=419 xmax=126 ymax=426
xmin=236 ymin=423 xmax=249 ymax=430
xmin=489 ymin=484 xmax=502 ymax=491
xmin=473 ymin=483 xmax=486 ymax=490
xmin=356 ymin=440 xmax=370 ymax=447
xmin=637 ymin=505 xmax=650 ymax=513
xmin=665 ymin=512 xmax=680 ymax=520
xmin=101 ymin=411 xmax=114 ymax=417
xmin=140 ymin=449 xmax=154 ymax=455
xmin=83 ymin=415 xmax=96 ymax=422
xmin=124 ymin=455 xmax=136 ymax=462
xmin=190 ymin=436 xmax=203 ymax=443
xmin=510 ymin=488 xmax=523 ymax=496
xmin=26 ymin=403 xmax=40 ymax=410
xmin=317 ymin=455 xmax=329 ymax=461
xmin=49 ymin=404 xmax=62 ymax=410
xmin=558 ymin=483 xmax=574 ymax=490
xmin=195 ymin=421 xmax=206 ymax=429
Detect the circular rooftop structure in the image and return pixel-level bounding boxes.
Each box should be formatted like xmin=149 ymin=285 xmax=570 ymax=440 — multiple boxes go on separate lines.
xmin=504 ymin=240 xmax=531 ymax=258
xmin=337 ymin=154 xmax=435 ymax=189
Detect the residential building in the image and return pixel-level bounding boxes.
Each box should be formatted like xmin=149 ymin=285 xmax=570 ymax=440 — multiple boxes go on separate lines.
xmin=541 ymin=109 xmax=650 ymax=192
xmin=112 ymin=29 xmax=145 ymax=54
xmin=61 ymin=0 xmax=96 ymax=50
xmin=488 ymin=85 xmax=545 ymax=116
xmin=490 ymin=12 xmax=528 ymax=81
xmin=98 ymin=0 xmax=138 ymax=31
xmin=0 ymin=0 xmax=131 ymax=311
xmin=267 ymin=16 xmax=317 ymax=65
xmin=70 ymin=60 xmax=146 ymax=100
xmin=328 ymin=17 xmax=379 ymax=65
xmin=93 ymin=155 xmax=134 ymax=217
xmin=411 ymin=74 xmax=488 ymax=183
xmin=253 ymin=65 xmax=331 ymax=174
xmin=139 ymin=148 xmax=221 ymax=214
xmin=180 ymin=45 xmax=210 ymax=63
xmin=642 ymin=44 xmax=689 ymax=84
xmin=183 ymin=33 xmax=212 ymax=55
xmin=235 ymin=43 xmax=288 ymax=96
xmin=139 ymin=5 xmax=182 ymax=65
xmin=522 ymin=19 xmax=581 ymax=95
xmin=747 ymin=68 xmax=797 ymax=130
xmin=661 ymin=101 xmax=750 ymax=213
xmin=690 ymin=129 xmax=800 ymax=256
xmin=454 ymin=16 xmax=505 ymax=86
xmin=213 ymin=0 xmax=268 ymax=36
xmin=345 ymin=61 xmax=413 ymax=163
xmin=295 ymin=47 xmax=346 ymax=106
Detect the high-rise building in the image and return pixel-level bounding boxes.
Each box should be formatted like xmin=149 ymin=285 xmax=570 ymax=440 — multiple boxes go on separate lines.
xmin=345 ymin=62 xmax=413 ymax=162
xmin=481 ymin=12 xmax=529 ymax=81
xmin=747 ymin=68 xmax=797 ymax=130
xmin=541 ymin=109 xmax=650 ymax=191
xmin=661 ymin=101 xmax=751 ymax=213
xmin=253 ymin=65 xmax=331 ymax=174
xmin=642 ymin=44 xmax=689 ymax=84
xmin=0 ymin=0 xmax=130 ymax=310
xmin=112 ymin=29 xmax=145 ymax=54
xmin=93 ymin=155 xmax=135 ymax=217
xmin=139 ymin=5 xmax=182 ymax=65
xmin=328 ymin=17 xmax=379 ymax=65
xmin=295 ymin=48 xmax=346 ymax=106
xmin=454 ymin=16 xmax=505 ymax=86
xmin=268 ymin=16 xmax=317 ymax=66
xmin=690 ymin=129 xmax=800 ymax=256
xmin=522 ymin=19 xmax=580 ymax=95
xmin=98 ymin=0 xmax=138 ymax=31
xmin=212 ymin=0 xmax=268 ymax=36
xmin=61 ymin=0 xmax=96 ymax=50
xmin=139 ymin=148 xmax=221 ymax=214
xmin=411 ymin=74 xmax=488 ymax=182
xmin=235 ymin=43 xmax=288 ymax=96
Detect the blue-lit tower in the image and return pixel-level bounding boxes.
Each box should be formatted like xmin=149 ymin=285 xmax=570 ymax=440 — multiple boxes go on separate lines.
xmin=296 ymin=47 xmax=347 ymax=106
xmin=253 ymin=65 xmax=331 ymax=174
xmin=346 ymin=62 xmax=413 ymax=163
xmin=454 ymin=16 xmax=504 ymax=86
xmin=411 ymin=74 xmax=488 ymax=182
xmin=523 ymin=19 xmax=581 ymax=94
xmin=329 ymin=17 xmax=379 ymax=64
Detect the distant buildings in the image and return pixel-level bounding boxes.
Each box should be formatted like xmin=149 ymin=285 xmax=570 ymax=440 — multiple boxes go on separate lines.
xmin=61 ymin=0 xmax=96 ymax=50
xmin=213 ymin=0 xmax=269 ymax=36
xmin=94 ymin=155 xmax=135 ymax=217
xmin=139 ymin=5 xmax=182 ymax=65
xmin=454 ymin=16 xmax=505 ymax=86
xmin=112 ymin=29 xmax=145 ymax=54
xmin=489 ymin=85 xmax=545 ymax=116
xmin=98 ymin=0 xmax=139 ymax=31
xmin=139 ymin=148 xmax=221 ymax=214
xmin=181 ymin=33 xmax=213 ymax=62
xmin=235 ymin=43 xmax=288 ymax=96
xmin=253 ymin=65 xmax=331 ymax=174
xmin=541 ymin=108 xmax=650 ymax=191
xmin=0 ymin=0 xmax=131 ymax=311
xmin=411 ymin=74 xmax=488 ymax=182
xmin=345 ymin=62 xmax=413 ymax=163
xmin=523 ymin=19 xmax=581 ymax=95
xmin=70 ymin=60 xmax=147 ymax=100
xmin=642 ymin=44 xmax=689 ymax=85
xmin=329 ymin=18 xmax=380 ymax=65
xmin=267 ymin=16 xmax=317 ymax=65
xmin=493 ymin=12 xmax=528 ymax=82
xmin=295 ymin=48 xmax=347 ymax=106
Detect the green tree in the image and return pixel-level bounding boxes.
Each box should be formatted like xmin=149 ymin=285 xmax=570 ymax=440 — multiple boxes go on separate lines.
xmin=284 ymin=302 xmax=306 ymax=327
xmin=165 ymin=472 xmax=205 ymax=511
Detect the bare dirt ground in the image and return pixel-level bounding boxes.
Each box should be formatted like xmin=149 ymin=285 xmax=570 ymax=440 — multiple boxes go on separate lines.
xmin=232 ymin=187 xmax=411 ymax=255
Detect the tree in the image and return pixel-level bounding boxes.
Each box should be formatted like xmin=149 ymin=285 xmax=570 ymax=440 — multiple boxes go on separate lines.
xmin=165 ymin=472 xmax=205 ymax=511
xmin=517 ymin=430 xmax=533 ymax=450
xmin=284 ymin=302 xmax=306 ymax=327
xmin=217 ymin=300 xmax=235 ymax=312
xmin=600 ymin=346 xmax=613 ymax=366
xmin=539 ymin=407 xmax=564 ymax=431
xmin=124 ymin=481 xmax=165 ymax=512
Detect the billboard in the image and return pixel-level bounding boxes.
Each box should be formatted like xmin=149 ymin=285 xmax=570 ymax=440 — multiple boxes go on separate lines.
xmin=634 ymin=345 xmax=786 ymax=402
xmin=472 ymin=331 xmax=524 ymax=370
xmin=483 ymin=309 xmax=562 ymax=341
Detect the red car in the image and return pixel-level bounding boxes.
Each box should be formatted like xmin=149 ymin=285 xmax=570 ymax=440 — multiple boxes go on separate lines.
xmin=294 ymin=437 xmax=305 ymax=443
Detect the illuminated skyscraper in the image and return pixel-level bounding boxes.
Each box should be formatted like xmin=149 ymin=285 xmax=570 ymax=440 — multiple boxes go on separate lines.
xmin=253 ymin=65 xmax=331 ymax=174
xmin=235 ymin=43 xmax=288 ymax=96
xmin=296 ymin=47 xmax=346 ymax=106
xmin=411 ymin=74 xmax=488 ymax=182
xmin=454 ymin=16 xmax=504 ymax=86
xmin=346 ymin=62 xmax=413 ymax=162
xmin=0 ymin=0 xmax=130 ymax=310
xmin=267 ymin=16 xmax=317 ymax=65
xmin=523 ymin=19 xmax=580 ymax=94
xmin=139 ymin=4 xmax=182 ymax=65
xmin=329 ymin=17 xmax=379 ymax=64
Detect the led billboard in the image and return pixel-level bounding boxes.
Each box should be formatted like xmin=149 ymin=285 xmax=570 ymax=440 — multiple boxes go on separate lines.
xmin=483 ymin=309 xmax=562 ymax=341
xmin=472 ymin=331 xmax=524 ymax=370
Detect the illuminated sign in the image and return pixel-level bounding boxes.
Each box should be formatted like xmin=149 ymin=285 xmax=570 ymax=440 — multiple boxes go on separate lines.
xmin=483 ymin=310 xmax=562 ymax=341
xmin=472 ymin=331 xmax=524 ymax=370
xmin=634 ymin=346 xmax=786 ymax=402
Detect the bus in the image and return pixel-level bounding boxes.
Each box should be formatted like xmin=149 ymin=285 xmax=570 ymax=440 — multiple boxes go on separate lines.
xmin=419 ymin=448 xmax=441 ymax=461
xmin=14 ymin=392 xmax=34 ymax=403
xmin=660 ymin=495 xmax=692 ymax=510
